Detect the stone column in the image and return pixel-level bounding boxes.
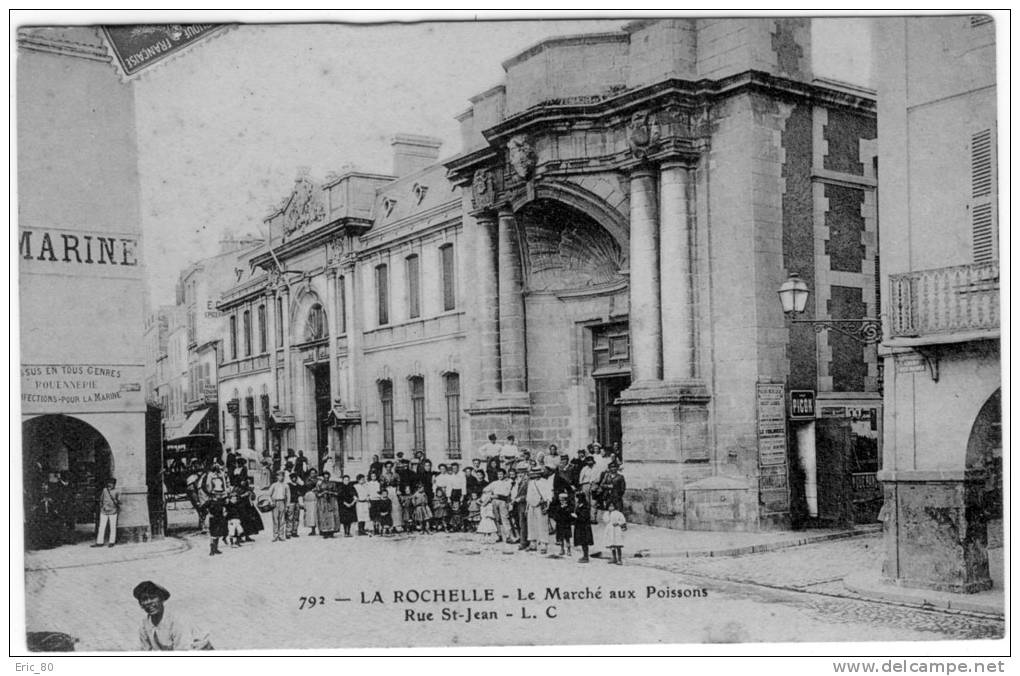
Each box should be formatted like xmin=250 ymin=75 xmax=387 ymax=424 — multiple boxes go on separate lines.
xmin=475 ymin=211 xmax=501 ymax=395
xmin=267 ymin=289 xmax=280 ymax=405
xmin=660 ymin=162 xmax=697 ymax=380
xmin=628 ymin=167 xmax=662 ymax=382
xmin=325 ymin=268 xmax=340 ymax=404
xmin=280 ymin=285 xmax=293 ymax=418
xmin=497 ymin=207 xmax=527 ymax=393
xmin=343 ymin=262 xmax=361 ymax=406
xmin=342 ymin=259 xmax=364 ymax=462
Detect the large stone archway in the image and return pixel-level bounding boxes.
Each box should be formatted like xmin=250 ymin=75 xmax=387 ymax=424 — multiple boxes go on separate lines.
xmin=966 ymin=389 xmax=1002 ymax=549
xmin=23 ymin=414 xmax=114 ymax=549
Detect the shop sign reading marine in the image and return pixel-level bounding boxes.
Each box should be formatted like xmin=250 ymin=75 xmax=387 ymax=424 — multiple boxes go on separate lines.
xmin=101 ymin=24 xmax=226 ymax=79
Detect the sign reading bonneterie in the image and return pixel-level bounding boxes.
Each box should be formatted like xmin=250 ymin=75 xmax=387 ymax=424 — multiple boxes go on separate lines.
xmin=21 ymin=364 xmax=143 ymax=413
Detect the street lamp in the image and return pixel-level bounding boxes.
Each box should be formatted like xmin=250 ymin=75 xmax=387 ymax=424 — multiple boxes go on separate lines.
xmin=778 ymin=272 xmax=883 ymax=345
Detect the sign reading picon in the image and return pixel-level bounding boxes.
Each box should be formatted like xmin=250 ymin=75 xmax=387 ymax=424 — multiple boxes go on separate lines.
xmin=100 ymin=24 xmax=226 ymax=79
xmin=789 ymin=389 xmax=816 ymax=420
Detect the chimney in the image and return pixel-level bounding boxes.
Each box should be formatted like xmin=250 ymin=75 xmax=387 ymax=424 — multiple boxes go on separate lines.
xmin=390 ymin=134 xmax=442 ymax=178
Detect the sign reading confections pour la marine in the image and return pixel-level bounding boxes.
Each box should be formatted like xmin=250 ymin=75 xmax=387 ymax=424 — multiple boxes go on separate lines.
xmin=100 ymin=24 xmax=225 ymax=78
xmin=21 ymin=364 xmax=144 ymax=413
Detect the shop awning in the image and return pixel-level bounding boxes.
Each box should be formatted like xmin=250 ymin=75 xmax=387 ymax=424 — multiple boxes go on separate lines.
xmin=176 ymin=407 xmax=209 ymax=438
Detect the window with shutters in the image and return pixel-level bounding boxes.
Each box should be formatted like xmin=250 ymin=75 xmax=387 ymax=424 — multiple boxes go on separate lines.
xmin=970 ymin=129 xmax=997 ymax=263
xmin=406 ymin=254 xmax=421 ymax=319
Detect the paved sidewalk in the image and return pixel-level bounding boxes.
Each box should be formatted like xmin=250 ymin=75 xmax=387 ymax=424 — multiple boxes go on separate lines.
xmin=24 ymin=536 xmax=190 ymax=571
xmin=614 ymin=522 xmax=878 ymax=558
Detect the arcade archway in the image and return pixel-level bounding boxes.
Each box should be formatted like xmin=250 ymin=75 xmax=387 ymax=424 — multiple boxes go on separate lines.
xmin=966 ymin=388 xmax=1002 ymax=548
xmin=23 ymin=414 xmax=113 ymax=549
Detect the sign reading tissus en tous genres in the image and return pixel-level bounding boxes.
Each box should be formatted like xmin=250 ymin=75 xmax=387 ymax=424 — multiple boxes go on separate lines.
xmin=100 ymin=24 xmax=224 ymax=78
xmin=21 ymin=364 xmax=143 ymax=413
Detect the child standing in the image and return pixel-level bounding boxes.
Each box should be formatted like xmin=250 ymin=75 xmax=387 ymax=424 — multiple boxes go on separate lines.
xmin=375 ymin=489 xmax=393 ymax=535
xmin=431 ymin=487 xmax=450 ymax=532
xmin=411 ymin=485 xmax=432 ymax=533
xmin=476 ymin=494 xmax=497 ymax=543
xmin=207 ymin=497 xmax=226 ymax=556
xmin=572 ymin=490 xmax=595 ymax=563
xmin=400 ymin=485 xmax=414 ymax=532
xmin=551 ymin=492 xmax=575 ymax=557
xmin=601 ymin=501 xmax=626 ymax=565
xmin=466 ymin=492 xmax=482 ymax=530
xmin=225 ymin=493 xmax=245 ymax=548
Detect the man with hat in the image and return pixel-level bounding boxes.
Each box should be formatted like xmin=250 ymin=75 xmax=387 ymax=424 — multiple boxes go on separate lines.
xmin=477 ymin=432 xmax=502 ymax=464
xmin=578 ymin=455 xmax=598 ymax=524
xmin=595 ymin=461 xmax=627 ymax=518
xmin=134 ymin=581 xmax=212 ymax=650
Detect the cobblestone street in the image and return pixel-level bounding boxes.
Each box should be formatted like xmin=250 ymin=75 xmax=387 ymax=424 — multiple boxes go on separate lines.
xmin=23 ymin=529 xmax=1004 ymax=651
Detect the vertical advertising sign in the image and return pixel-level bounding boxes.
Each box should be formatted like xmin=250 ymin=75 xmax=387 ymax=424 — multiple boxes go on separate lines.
xmin=757 ymin=382 xmax=790 ymax=514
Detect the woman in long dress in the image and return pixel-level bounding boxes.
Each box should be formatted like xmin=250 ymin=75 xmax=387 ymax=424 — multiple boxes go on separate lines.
xmin=302 ymin=470 xmax=318 ymax=535
xmin=337 ymin=475 xmax=358 ymax=537
xmin=354 ymin=474 xmax=373 ymax=535
xmin=236 ymin=479 xmax=264 ymax=541
xmin=315 ymin=473 xmax=339 ymax=538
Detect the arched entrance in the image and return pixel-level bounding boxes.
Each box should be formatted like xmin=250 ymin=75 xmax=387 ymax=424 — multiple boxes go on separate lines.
xmin=23 ymin=414 xmax=113 ymax=549
xmin=513 ymin=197 xmax=631 ymax=450
xmin=966 ymin=388 xmax=1002 ymax=548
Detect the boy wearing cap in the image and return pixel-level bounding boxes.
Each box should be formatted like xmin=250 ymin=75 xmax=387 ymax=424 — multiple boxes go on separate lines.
xmin=134 ymin=581 xmax=212 ymax=651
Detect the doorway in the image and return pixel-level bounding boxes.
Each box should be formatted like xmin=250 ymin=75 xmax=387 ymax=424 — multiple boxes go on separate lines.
xmin=23 ymin=414 xmax=113 ymax=549
xmin=311 ymin=364 xmax=331 ymax=473
xmin=596 ymin=375 xmax=629 ymax=453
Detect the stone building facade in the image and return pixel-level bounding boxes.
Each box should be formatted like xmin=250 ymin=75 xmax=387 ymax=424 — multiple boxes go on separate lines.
xmin=18 ymin=27 xmax=151 ymax=542
xmin=874 ymin=16 xmax=1000 ymax=592
xmin=445 ymin=19 xmax=879 ymax=530
xmin=211 ymin=19 xmax=881 ymax=531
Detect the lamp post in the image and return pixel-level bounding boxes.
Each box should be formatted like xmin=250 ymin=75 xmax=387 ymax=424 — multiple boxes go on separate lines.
xmin=778 ymin=273 xmax=883 ymax=345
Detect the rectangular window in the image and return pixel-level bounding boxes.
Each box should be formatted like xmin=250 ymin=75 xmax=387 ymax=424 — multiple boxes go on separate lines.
xmin=232 ymin=403 xmax=241 ymax=451
xmin=379 ymin=380 xmax=394 ymax=457
xmin=444 ymin=373 xmax=461 ymax=458
xmin=410 ymin=376 xmax=426 ymax=454
xmin=243 ymin=310 xmax=252 ymax=356
xmin=376 ymin=264 xmax=389 ymax=326
xmin=338 ymin=275 xmax=347 ymax=335
xmin=440 ymin=244 xmax=456 ymax=311
xmin=406 ymin=255 xmax=421 ymax=319
xmin=246 ymin=396 xmax=256 ymax=449
xmin=257 ymin=304 xmax=267 ymax=353
xmin=229 ymin=315 xmax=238 ymax=360
xmin=276 ymin=297 xmax=284 ymax=347
xmin=261 ymin=394 xmax=271 ymax=454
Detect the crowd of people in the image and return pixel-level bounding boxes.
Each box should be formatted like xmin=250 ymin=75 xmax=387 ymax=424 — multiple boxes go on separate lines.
xmin=187 ymin=435 xmax=629 ymax=564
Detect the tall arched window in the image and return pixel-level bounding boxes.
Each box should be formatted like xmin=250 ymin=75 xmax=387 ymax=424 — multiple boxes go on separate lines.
xmin=406 ymin=254 xmax=421 ymax=319
xmin=379 ymin=380 xmax=394 ymax=457
xmin=444 ymin=373 xmax=461 ymax=458
xmin=409 ymin=376 xmax=425 ymax=454
xmin=305 ymin=303 xmax=328 ymax=342
xmin=243 ymin=310 xmax=252 ymax=356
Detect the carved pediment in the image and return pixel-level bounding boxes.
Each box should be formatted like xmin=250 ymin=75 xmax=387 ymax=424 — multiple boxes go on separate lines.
xmin=282 ymin=176 xmax=327 ymax=238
